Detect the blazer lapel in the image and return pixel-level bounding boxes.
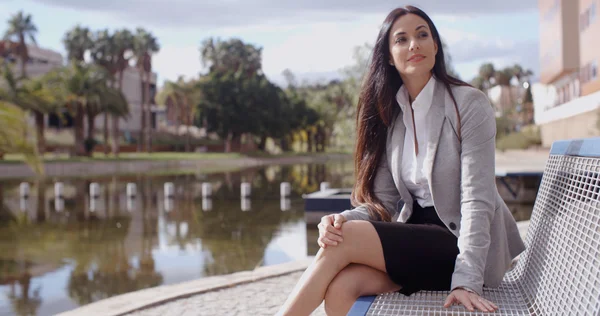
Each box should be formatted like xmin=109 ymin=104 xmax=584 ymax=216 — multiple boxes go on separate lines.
xmin=387 ymin=109 xmax=414 ymax=211
xmin=425 ymin=82 xmax=447 ymax=193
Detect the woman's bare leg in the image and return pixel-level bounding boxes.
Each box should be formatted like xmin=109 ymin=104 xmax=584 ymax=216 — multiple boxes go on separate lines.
xmin=277 ymin=220 xmax=387 ymax=315
xmin=324 ymin=263 xmax=401 ymax=316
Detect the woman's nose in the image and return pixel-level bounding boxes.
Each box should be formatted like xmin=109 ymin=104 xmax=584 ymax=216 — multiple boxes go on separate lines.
xmin=409 ymin=40 xmax=420 ymax=51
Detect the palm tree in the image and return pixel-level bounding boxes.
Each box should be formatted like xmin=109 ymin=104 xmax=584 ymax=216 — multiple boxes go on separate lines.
xmin=111 ymin=29 xmax=134 ymax=156
xmin=49 ymin=62 xmax=111 ymax=156
xmin=0 ymin=63 xmax=58 ymax=154
xmin=91 ymin=29 xmax=118 ymax=155
xmin=85 ymin=86 xmax=130 ymax=156
xmin=478 ymin=63 xmax=496 ymax=91
xmin=3 ymin=11 xmax=37 ymax=78
xmin=133 ymin=28 xmax=160 ymax=152
xmin=158 ymin=78 xmax=199 ymax=152
xmin=63 ymin=25 xmax=94 ymax=62
xmin=0 ymin=101 xmax=43 ymax=174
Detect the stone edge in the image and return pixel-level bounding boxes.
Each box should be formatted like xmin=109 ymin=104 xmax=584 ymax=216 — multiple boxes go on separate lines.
xmin=56 ymin=257 xmax=314 ymax=316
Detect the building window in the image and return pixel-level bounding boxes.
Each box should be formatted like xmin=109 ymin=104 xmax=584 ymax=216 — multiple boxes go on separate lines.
xmin=581 ymin=2 xmax=597 ymax=32
xmin=592 ymin=60 xmax=598 ymax=81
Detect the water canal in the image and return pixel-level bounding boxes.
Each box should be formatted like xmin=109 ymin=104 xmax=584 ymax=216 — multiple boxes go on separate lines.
xmin=0 ymin=159 xmax=535 ymax=316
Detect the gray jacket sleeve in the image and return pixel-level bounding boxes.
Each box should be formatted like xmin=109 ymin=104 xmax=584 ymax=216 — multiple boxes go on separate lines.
xmin=450 ymin=89 xmax=497 ymax=295
xmin=340 ymin=152 xmax=401 ymax=221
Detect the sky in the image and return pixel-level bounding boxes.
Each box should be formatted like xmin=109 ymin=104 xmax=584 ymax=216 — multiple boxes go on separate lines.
xmin=0 ymin=0 xmax=540 ymax=87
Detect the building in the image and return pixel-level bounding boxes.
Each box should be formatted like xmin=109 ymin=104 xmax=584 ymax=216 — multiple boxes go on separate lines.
xmin=92 ymin=66 xmax=159 ymax=139
xmin=0 ymin=41 xmax=64 ymax=78
xmin=533 ymin=0 xmax=600 ymax=147
xmin=0 ymin=41 xmax=159 ymax=143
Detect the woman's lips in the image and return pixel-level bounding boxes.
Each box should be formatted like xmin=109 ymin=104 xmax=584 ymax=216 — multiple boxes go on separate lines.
xmin=408 ymin=54 xmax=425 ymax=62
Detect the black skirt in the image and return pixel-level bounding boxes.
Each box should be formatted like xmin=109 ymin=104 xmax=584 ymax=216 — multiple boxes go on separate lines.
xmin=370 ymin=201 xmax=459 ymax=296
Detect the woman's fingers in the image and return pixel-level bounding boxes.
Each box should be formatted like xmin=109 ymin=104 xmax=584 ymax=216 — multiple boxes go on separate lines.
xmin=445 ymin=290 xmax=498 ymax=313
xmin=319 ymin=236 xmax=339 ymax=246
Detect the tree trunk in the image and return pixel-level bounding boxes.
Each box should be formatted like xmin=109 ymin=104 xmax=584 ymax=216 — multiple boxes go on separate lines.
xmin=113 ymin=72 xmax=124 ymax=157
xmin=225 ymin=131 xmax=233 ymax=153
xmin=144 ymin=72 xmax=152 ymax=153
xmin=111 ymin=115 xmax=119 ymax=157
xmin=139 ymin=70 xmax=146 ymax=153
xmin=103 ymin=113 xmax=109 ymax=156
xmin=258 ymin=135 xmax=267 ymax=151
xmin=19 ymin=36 xmax=27 ymax=79
xmin=307 ymin=130 xmax=314 ymax=153
xmin=33 ymin=111 xmax=45 ymax=155
xmin=74 ymin=104 xmax=85 ymax=156
xmin=86 ymin=113 xmax=96 ymax=157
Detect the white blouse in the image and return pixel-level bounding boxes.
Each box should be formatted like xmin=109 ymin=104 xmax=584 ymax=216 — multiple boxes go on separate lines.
xmin=395 ymin=75 xmax=436 ymax=208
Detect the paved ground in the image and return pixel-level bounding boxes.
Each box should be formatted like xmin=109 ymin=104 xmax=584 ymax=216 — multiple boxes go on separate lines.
xmin=126 ymin=271 xmax=326 ymax=316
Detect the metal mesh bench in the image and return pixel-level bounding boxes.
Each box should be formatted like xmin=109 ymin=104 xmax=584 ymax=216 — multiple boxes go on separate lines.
xmin=348 ymin=137 xmax=600 ymax=315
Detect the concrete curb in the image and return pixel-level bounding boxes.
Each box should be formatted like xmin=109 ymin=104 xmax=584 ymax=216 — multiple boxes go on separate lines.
xmin=56 ymin=257 xmax=314 ymax=316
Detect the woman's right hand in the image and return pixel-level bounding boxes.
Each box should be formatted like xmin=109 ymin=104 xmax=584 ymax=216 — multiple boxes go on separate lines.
xmin=317 ymin=214 xmax=346 ymax=248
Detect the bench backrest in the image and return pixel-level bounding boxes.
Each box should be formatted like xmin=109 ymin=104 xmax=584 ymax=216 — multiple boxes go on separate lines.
xmin=510 ymin=138 xmax=600 ymax=315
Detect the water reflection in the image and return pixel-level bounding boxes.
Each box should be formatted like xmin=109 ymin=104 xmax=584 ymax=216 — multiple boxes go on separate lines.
xmin=0 ymin=161 xmax=354 ymax=316
xmin=0 ymin=160 xmax=535 ymax=316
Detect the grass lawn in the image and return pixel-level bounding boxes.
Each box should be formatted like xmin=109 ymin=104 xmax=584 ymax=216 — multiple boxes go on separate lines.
xmin=1 ymin=150 xmax=351 ymax=165
xmin=1 ymin=152 xmax=243 ymax=164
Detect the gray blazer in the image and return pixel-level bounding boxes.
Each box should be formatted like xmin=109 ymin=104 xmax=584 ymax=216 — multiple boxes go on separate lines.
xmin=340 ymin=80 xmax=526 ymax=295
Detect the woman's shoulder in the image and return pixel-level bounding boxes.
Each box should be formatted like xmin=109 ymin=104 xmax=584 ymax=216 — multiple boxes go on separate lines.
xmin=444 ymin=83 xmax=495 ymax=121
xmin=447 ymin=84 xmax=490 ymax=106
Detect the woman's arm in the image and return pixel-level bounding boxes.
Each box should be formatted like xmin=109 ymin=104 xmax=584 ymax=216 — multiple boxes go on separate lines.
xmin=340 ymin=152 xmax=400 ymax=221
xmin=450 ymin=89 xmax=497 ymax=296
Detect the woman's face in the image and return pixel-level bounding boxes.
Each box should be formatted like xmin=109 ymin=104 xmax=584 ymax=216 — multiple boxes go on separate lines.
xmin=388 ymin=13 xmax=438 ymax=78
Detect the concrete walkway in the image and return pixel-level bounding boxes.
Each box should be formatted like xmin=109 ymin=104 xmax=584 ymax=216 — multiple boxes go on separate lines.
xmin=58 ymin=221 xmax=531 ymax=316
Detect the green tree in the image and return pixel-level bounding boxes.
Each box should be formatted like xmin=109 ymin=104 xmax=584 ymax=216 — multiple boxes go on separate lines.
xmin=478 ymin=63 xmax=496 ymax=91
xmin=110 ymin=29 xmax=134 ymax=156
xmin=0 ymin=101 xmax=42 ymax=174
xmin=0 ymin=63 xmax=59 ymax=154
xmin=3 ymin=11 xmax=37 ymax=78
xmin=133 ymin=28 xmax=160 ymax=152
xmin=91 ymin=29 xmax=118 ymax=154
xmin=158 ymin=77 xmax=200 ymax=152
xmin=48 ymin=62 xmax=113 ymax=156
xmin=63 ymin=25 xmax=94 ymax=62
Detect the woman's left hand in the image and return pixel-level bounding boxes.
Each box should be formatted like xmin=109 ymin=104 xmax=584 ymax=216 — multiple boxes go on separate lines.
xmin=443 ymin=288 xmax=498 ymax=312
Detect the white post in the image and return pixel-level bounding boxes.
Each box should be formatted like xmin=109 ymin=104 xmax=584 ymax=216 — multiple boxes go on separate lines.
xmin=280 ymin=182 xmax=291 ymax=197
xmin=126 ymin=183 xmax=137 ymax=198
xmin=164 ymin=182 xmax=174 ymax=199
xmin=241 ymin=182 xmax=251 ymax=198
xmin=241 ymin=197 xmax=251 ymax=211
xmin=90 ymin=182 xmax=100 ymax=199
xmin=164 ymin=198 xmax=173 ymax=212
xmin=202 ymin=183 xmax=212 ymax=198
xmin=320 ymin=182 xmax=330 ymax=192
xmin=126 ymin=197 xmax=136 ymax=212
xmin=19 ymin=182 xmax=30 ymax=199
xmin=19 ymin=196 xmax=27 ymax=212
xmin=54 ymin=182 xmax=64 ymax=199
xmin=202 ymin=198 xmax=212 ymax=211
xmin=280 ymin=197 xmax=291 ymax=211
xmin=54 ymin=198 xmax=64 ymax=212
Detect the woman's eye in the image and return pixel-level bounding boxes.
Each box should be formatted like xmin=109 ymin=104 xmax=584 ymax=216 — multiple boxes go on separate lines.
xmin=419 ymin=32 xmax=429 ymax=38
xmin=395 ymin=37 xmax=406 ymax=43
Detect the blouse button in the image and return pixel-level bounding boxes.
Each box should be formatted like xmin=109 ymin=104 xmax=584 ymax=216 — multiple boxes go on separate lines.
xmin=449 ymin=222 xmax=457 ymax=230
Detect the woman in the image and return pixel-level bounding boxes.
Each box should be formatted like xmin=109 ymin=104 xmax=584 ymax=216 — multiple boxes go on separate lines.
xmin=277 ymin=5 xmax=526 ymax=316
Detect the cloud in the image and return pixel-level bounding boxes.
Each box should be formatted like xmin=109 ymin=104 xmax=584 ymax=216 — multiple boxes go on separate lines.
xmin=31 ymin=0 xmax=537 ymax=29
xmin=152 ymin=45 xmax=204 ymax=84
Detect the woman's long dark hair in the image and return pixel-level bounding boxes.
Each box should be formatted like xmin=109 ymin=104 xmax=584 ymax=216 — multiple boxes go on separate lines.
xmin=352 ymin=5 xmax=470 ymax=222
